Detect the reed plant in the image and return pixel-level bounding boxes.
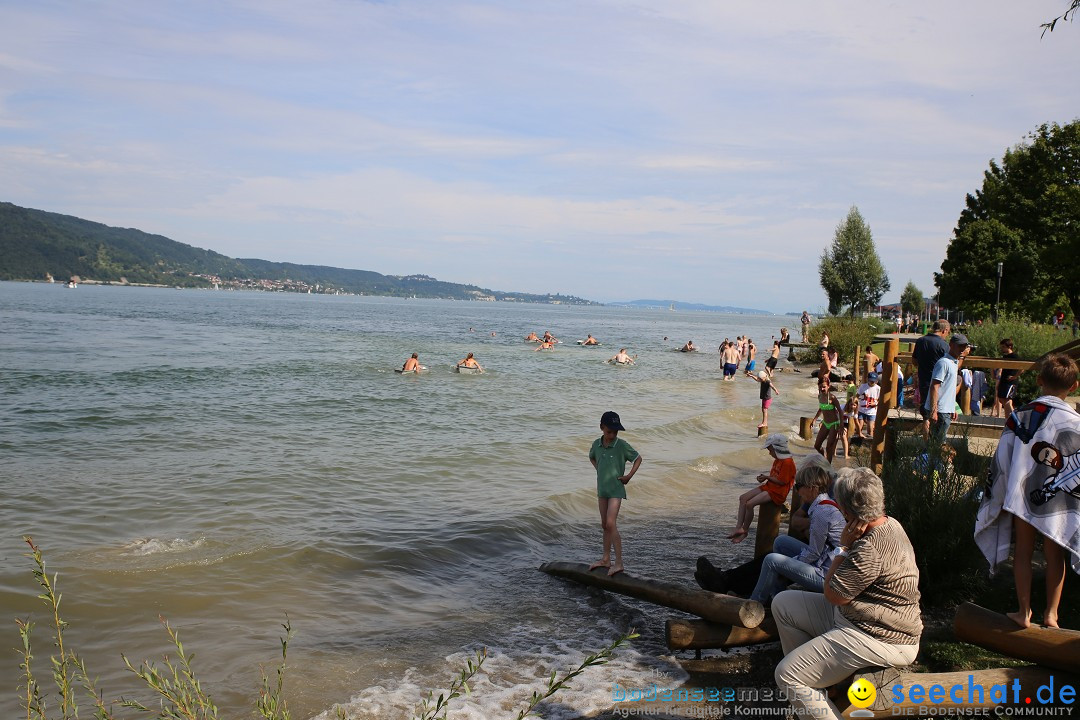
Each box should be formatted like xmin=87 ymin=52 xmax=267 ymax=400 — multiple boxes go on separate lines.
xmin=15 ymin=536 xmax=636 ymax=720
xmin=879 ymin=432 xmax=991 ymax=606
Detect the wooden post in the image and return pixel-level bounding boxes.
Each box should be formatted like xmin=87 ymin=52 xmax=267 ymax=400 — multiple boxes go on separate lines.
xmin=960 ymin=384 xmax=972 ymax=415
xmin=954 ymin=602 xmax=1080 ymax=674
xmin=539 ymin=561 xmax=766 ymax=627
xmin=854 ymin=344 xmax=863 ymax=387
xmin=754 ymin=503 xmax=782 ymax=560
xmin=799 ymin=417 xmax=813 ymax=440
xmin=871 ymin=338 xmax=899 ymax=474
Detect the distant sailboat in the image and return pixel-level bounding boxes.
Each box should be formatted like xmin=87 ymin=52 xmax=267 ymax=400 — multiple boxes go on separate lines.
xmin=669 ymin=303 xmax=676 ymax=312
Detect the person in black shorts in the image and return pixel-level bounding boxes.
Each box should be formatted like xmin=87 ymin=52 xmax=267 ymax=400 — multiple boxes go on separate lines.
xmin=765 ymin=340 xmax=780 ymax=376
xmin=996 ymin=338 xmax=1020 ymax=416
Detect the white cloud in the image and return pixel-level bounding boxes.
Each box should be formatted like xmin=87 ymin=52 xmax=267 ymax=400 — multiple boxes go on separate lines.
xmin=0 ymin=0 xmax=1077 ymax=308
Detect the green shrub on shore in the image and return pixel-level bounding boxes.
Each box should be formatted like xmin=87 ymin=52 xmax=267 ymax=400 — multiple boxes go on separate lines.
xmin=879 ymin=432 xmax=991 ymax=607
xmin=964 ymin=315 xmax=1077 ymax=405
xmin=800 ymin=316 xmax=883 ymax=366
xmin=14 ymin=536 xmax=635 ymax=720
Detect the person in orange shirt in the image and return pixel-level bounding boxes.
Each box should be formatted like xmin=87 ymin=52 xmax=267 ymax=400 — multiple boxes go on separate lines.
xmin=728 ymin=434 xmax=797 ymax=544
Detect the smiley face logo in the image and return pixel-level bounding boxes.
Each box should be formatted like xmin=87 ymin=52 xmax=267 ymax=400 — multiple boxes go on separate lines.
xmin=847 ymin=678 xmax=877 ymax=709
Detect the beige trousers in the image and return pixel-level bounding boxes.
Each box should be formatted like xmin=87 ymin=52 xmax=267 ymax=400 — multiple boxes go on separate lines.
xmin=772 ymin=590 xmax=919 ymax=720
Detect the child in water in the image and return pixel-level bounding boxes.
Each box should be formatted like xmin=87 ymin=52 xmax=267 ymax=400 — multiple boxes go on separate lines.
xmin=588 ymin=411 xmax=643 ymax=576
xmin=750 ymin=370 xmax=779 ymax=428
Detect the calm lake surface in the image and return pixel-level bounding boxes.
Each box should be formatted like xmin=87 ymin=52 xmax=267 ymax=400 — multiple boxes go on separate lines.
xmin=0 ymin=282 xmax=817 ymax=719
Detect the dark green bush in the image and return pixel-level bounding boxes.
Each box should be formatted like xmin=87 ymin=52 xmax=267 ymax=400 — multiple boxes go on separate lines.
xmin=964 ymin=315 xmax=1077 ymax=405
xmin=800 ymin=316 xmax=881 ymax=367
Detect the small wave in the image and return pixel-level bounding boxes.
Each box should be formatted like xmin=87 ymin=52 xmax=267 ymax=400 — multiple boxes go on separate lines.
xmin=122 ymin=537 xmax=206 ymax=556
xmin=318 ymin=623 xmax=687 ymax=720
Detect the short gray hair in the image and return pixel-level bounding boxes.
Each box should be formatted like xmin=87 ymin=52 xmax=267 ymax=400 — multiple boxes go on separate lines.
xmin=833 ymin=467 xmax=886 ymax=522
xmin=795 ymin=454 xmax=836 ymax=493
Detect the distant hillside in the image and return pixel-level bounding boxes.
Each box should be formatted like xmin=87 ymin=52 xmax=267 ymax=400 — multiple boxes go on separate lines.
xmin=611 ymin=299 xmax=773 ymax=315
xmin=0 ymin=202 xmax=597 ymax=304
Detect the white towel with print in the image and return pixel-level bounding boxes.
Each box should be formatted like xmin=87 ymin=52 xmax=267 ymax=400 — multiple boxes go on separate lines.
xmin=974 ymin=395 xmax=1080 ymax=575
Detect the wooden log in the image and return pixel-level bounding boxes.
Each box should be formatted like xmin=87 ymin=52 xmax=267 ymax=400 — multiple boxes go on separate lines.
xmin=954 ymin=602 xmax=1080 ymax=675
xmin=799 ymin=416 xmax=813 ymax=440
xmin=845 ymin=666 xmax=1072 ymax=717
xmin=666 ymin=617 xmax=777 ymax=650
xmin=754 ymin=500 xmax=782 ymax=560
xmin=539 ymin=561 xmax=765 ymax=628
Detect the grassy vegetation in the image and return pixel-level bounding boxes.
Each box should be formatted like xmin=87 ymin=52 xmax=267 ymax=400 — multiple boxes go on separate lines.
xmin=800 ymin=316 xmax=893 ymax=365
xmin=880 ymin=431 xmax=992 ymax=606
xmin=14 ymin=536 xmax=636 ymax=720
xmin=880 ymin=427 xmax=1080 ymax=614
xmin=963 ymin=315 xmax=1078 ymax=405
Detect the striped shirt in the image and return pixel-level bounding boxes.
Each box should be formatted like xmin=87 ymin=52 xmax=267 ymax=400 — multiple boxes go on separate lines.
xmin=829 ymin=517 xmax=922 ymax=644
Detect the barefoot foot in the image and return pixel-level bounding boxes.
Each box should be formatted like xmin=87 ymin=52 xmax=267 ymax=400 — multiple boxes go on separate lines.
xmin=589 ymin=559 xmax=610 ymax=571
xmin=727 ymin=528 xmax=748 ymax=544
xmin=1007 ymin=609 xmax=1032 ymax=628
xmin=607 ymin=564 xmax=624 ymax=577
xmin=1042 ymin=613 xmax=1060 ymax=628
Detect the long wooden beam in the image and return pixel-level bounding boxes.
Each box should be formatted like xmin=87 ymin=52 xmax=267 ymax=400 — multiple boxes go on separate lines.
xmin=665 ymin=617 xmax=777 ymax=650
xmin=539 ymin=561 xmax=765 ymax=628
xmin=843 ymin=666 xmax=1074 ymax=718
xmin=954 ymin=602 xmax=1080 ymax=675
xmin=895 ymin=352 xmax=1033 ymax=371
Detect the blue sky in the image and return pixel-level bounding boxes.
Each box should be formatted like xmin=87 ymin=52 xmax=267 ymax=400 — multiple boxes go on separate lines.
xmin=1 ymin=1 xmax=1077 ymax=312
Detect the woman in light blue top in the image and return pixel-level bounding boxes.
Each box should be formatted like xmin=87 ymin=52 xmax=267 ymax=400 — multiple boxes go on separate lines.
xmin=750 ymin=463 xmax=844 ymax=605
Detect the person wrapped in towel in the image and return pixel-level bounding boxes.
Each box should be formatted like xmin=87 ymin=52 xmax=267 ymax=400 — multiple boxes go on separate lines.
xmin=974 ymin=353 xmax=1080 ymax=629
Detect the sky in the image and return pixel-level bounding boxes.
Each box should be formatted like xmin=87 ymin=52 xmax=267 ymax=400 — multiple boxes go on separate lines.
xmin=1 ymin=1 xmax=1077 ymax=312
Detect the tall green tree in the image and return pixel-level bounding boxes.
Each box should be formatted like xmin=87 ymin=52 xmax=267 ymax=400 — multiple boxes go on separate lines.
xmin=819 ymin=206 xmax=891 ymax=317
xmin=936 ymin=120 xmax=1080 ymax=321
xmin=900 ymin=281 xmax=924 ymax=318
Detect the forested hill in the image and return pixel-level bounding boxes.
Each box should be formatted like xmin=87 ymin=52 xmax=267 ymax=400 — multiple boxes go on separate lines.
xmin=0 ymin=202 xmax=598 ymax=304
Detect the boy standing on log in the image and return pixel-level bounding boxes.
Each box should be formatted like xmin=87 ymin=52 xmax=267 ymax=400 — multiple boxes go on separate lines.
xmin=589 ymin=411 xmax=642 ymax=577
xmin=975 ymin=353 xmax=1080 ymax=629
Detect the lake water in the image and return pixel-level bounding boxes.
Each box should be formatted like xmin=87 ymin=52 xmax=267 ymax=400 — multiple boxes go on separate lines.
xmin=0 ymin=281 xmax=818 ymax=719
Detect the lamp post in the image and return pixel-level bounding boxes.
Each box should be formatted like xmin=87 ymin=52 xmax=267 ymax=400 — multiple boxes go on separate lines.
xmin=995 ymin=262 xmax=1003 ymax=323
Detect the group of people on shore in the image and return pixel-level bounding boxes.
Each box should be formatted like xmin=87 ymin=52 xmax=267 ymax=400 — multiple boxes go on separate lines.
xmin=586 ymin=320 xmax=1079 ymax=718
xmin=699 ymin=438 xmax=921 ymax=719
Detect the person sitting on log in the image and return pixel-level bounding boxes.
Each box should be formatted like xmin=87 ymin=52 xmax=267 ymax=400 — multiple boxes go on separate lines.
xmin=748 ymin=464 xmax=844 ymax=606
xmin=773 ymin=467 xmax=922 ymax=718
xmin=696 ymin=455 xmax=836 ymax=595
xmin=727 ymin=434 xmax=796 ymax=544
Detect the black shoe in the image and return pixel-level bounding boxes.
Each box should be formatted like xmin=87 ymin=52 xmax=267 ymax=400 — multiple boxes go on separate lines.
xmin=694 ymin=557 xmax=727 ymax=593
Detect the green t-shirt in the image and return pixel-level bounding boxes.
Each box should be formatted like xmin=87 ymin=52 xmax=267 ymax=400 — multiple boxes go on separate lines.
xmin=589 ymin=436 xmax=640 ymax=499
